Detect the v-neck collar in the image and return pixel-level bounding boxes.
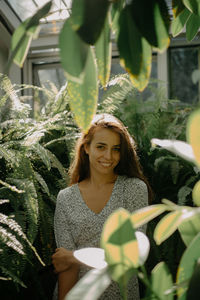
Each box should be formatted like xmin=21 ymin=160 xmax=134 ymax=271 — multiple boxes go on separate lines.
xmin=76 ymin=176 xmax=121 ymax=216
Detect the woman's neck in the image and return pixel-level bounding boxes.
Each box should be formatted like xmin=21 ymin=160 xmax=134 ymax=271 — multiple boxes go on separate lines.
xmin=86 ymin=172 xmax=117 ymax=188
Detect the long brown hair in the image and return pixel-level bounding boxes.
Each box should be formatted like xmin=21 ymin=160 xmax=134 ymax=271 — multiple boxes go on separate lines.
xmin=69 ymin=114 xmax=153 ymax=203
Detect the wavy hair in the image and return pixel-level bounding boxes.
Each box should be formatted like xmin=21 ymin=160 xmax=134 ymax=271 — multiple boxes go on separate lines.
xmin=69 ymin=114 xmax=153 ymax=203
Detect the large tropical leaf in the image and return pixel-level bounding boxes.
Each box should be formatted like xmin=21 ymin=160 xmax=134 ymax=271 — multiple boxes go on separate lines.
xmin=117 ymin=6 xmax=152 ymax=91
xmin=130 ymin=0 xmax=170 ymax=52
xmin=67 ymin=47 xmax=98 ymax=132
xmin=10 ymin=1 xmax=51 ymax=68
xmin=101 ymin=208 xmax=139 ymax=287
xmin=183 ymin=0 xmax=200 ymax=16
xmin=59 ymin=18 xmax=89 ymax=82
xmin=94 ymin=14 xmax=112 ymax=88
xmin=186 ymin=13 xmax=200 ymax=41
xmin=71 ymin=0 xmax=111 ymax=45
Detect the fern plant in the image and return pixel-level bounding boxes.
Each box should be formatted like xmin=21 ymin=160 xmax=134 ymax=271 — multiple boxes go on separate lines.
xmin=0 ymin=74 xmax=79 ymax=299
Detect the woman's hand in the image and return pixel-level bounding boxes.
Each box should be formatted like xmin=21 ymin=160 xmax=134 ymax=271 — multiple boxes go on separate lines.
xmin=52 ymin=247 xmax=78 ymax=273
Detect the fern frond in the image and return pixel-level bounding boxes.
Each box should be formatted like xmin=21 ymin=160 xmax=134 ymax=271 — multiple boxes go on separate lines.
xmin=0 ymin=179 xmax=24 ymax=194
xmin=45 ymin=148 xmax=68 ymax=181
xmin=34 ymin=171 xmax=50 ymax=196
xmin=31 ymin=143 xmax=51 ymax=171
xmin=0 ymin=225 xmax=24 ymax=255
xmin=0 ymin=266 xmax=26 ymax=288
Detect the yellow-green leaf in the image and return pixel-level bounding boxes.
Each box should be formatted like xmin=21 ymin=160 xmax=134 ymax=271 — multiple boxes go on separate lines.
xmin=154 ymin=210 xmax=183 ymax=245
xmin=192 ymin=180 xmax=200 ymax=206
xmin=178 ymin=211 xmax=200 ymax=246
xmin=131 ymin=204 xmax=167 ymax=228
xmin=95 ymin=13 xmax=112 ymax=87
xmin=117 ymin=6 xmax=152 ymax=91
xmin=186 ymin=109 xmax=200 ymax=166
xmin=67 ymin=47 xmax=98 ymax=132
xmin=150 ymin=262 xmax=173 ymax=300
xmin=100 ymin=208 xmax=139 ymax=283
xmin=176 ymin=232 xmax=200 ymax=299
xmin=171 ymin=7 xmax=191 ymax=37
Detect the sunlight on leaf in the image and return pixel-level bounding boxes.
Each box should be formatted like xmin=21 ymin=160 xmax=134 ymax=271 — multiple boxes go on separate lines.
xmin=101 ymin=208 xmax=139 ymax=283
xmin=131 ymin=204 xmax=167 ymax=228
xmin=186 ymin=109 xmax=200 ymax=167
xmin=178 ymin=211 xmax=200 ymax=246
xmin=151 ymin=138 xmax=196 ymax=164
xmin=171 ymin=8 xmax=191 ymax=37
xmin=154 ymin=210 xmax=183 ymax=245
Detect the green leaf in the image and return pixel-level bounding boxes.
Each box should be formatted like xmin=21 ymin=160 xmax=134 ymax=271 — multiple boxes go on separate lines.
xmin=10 ymin=1 xmax=51 ymax=68
xmin=11 ymin=20 xmax=39 ymax=67
xmin=171 ymin=7 xmax=191 ymax=37
xmin=172 ymin=0 xmax=186 ymax=17
xmin=95 ymin=14 xmax=111 ymax=87
xmin=176 ymin=232 xmax=200 ymax=299
xmin=192 ymin=180 xmax=200 ymax=206
xmin=66 ymin=268 xmax=111 ymax=300
xmin=178 ymin=212 xmax=200 ymax=246
xmin=130 ymin=0 xmax=170 ymax=52
xmin=183 ymin=0 xmax=200 ymax=15
xmin=67 ymin=47 xmax=98 ymax=132
xmin=111 ymin=0 xmax=125 ymax=36
xmin=150 ymin=262 xmax=173 ymax=300
xmin=186 ymin=13 xmax=200 ymax=41
xmin=71 ymin=0 xmax=111 ymax=45
xmin=117 ymin=6 xmax=152 ymax=91
xmin=131 ymin=204 xmax=167 ymax=228
xmin=186 ymin=260 xmax=200 ymax=300
xmin=186 ymin=109 xmax=200 ymax=167
xmin=108 ymin=219 xmax=135 ymax=245
xmin=59 ymin=18 xmax=89 ymax=82
xmin=154 ymin=210 xmax=183 ymax=245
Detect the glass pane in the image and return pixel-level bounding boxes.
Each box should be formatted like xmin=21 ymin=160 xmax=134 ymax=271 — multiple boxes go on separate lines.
xmin=169 ymin=47 xmax=199 ymax=103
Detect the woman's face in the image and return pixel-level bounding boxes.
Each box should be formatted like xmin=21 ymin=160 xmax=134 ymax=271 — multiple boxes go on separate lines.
xmin=85 ymin=127 xmax=121 ymax=177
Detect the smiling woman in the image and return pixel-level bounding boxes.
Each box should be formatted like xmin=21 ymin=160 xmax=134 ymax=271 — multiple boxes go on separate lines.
xmin=52 ymin=113 xmax=152 ymax=300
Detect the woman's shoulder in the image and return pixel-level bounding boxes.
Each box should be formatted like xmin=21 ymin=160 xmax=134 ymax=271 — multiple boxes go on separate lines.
xmin=57 ymin=184 xmax=78 ymax=202
xmin=119 ymin=175 xmax=147 ymax=190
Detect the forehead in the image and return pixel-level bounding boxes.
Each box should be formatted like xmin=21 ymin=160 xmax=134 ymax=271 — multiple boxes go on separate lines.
xmin=91 ymin=128 xmax=120 ymax=144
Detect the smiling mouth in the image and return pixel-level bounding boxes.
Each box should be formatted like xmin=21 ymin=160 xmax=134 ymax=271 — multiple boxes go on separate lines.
xmin=99 ymin=162 xmax=112 ymax=167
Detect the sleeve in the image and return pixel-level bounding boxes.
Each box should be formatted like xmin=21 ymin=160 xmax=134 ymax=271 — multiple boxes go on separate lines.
xmin=54 ymin=189 xmax=76 ymax=250
xmin=124 ymin=177 xmax=148 ymax=232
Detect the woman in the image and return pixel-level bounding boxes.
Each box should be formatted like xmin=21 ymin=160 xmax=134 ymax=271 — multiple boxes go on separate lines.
xmin=52 ymin=113 xmax=152 ymax=300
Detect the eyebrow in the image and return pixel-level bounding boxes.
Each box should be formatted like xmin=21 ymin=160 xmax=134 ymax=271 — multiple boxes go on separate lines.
xmin=96 ymin=142 xmax=120 ymax=147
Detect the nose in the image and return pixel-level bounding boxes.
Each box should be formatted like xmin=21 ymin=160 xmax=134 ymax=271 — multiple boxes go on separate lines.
xmin=104 ymin=149 xmax=112 ymax=160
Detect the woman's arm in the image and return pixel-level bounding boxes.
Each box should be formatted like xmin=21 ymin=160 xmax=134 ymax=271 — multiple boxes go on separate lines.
xmin=58 ymin=264 xmax=79 ymax=300
xmin=52 ymin=247 xmax=80 ymax=273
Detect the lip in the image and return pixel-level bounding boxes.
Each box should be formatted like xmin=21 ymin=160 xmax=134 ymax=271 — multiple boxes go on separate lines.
xmin=99 ymin=161 xmax=112 ymax=167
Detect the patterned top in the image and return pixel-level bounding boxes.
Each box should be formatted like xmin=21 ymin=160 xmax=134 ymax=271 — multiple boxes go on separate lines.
xmin=54 ymin=175 xmax=148 ymax=299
